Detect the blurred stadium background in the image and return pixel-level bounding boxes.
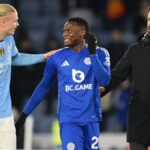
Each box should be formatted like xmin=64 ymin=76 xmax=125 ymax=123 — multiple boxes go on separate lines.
xmin=1 ymin=0 xmax=149 ymax=149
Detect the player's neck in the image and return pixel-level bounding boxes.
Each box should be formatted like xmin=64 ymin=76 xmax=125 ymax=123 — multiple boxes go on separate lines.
xmin=71 ymin=42 xmax=85 ymax=52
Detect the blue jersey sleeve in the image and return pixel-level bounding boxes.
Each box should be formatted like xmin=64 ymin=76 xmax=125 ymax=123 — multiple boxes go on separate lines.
xmin=43 ymin=56 xmax=57 ymax=78
xmin=23 ymin=56 xmax=57 ymax=115
xmin=90 ymin=47 xmax=111 ymax=86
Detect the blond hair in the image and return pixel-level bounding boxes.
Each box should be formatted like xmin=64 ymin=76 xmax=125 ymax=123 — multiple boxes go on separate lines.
xmin=0 ymin=4 xmax=16 ymax=17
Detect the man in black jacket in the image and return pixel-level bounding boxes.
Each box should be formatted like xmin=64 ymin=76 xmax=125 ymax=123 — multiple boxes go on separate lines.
xmin=101 ymin=8 xmax=150 ymax=150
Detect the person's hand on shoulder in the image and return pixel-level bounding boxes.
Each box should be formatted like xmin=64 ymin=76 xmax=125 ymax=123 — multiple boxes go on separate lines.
xmin=43 ymin=49 xmax=60 ymax=60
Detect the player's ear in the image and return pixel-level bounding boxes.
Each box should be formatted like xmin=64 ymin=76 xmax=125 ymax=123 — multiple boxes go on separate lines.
xmin=0 ymin=18 xmax=5 ymax=26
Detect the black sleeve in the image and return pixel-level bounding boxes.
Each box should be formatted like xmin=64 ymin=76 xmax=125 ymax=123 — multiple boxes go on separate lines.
xmin=15 ymin=112 xmax=28 ymax=136
xmin=101 ymin=45 xmax=133 ymax=97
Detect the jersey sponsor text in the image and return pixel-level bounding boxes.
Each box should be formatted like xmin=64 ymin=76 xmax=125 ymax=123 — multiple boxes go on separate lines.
xmin=65 ymin=84 xmax=93 ymax=92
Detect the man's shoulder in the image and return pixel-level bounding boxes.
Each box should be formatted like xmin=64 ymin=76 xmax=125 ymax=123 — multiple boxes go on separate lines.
xmin=130 ymin=43 xmax=140 ymax=48
xmin=47 ymin=47 xmax=69 ymax=63
xmin=52 ymin=47 xmax=69 ymax=56
xmin=127 ymin=43 xmax=141 ymax=52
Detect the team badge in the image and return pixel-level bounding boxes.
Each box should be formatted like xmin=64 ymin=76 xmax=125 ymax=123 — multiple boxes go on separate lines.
xmin=84 ymin=57 xmax=91 ymax=65
xmin=0 ymin=48 xmax=5 ymax=57
xmin=67 ymin=142 xmax=75 ymax=150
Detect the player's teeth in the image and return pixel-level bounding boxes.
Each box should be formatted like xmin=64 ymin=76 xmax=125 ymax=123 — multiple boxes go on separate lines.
xmin=65 ymin=39 xmax=69 ymax=42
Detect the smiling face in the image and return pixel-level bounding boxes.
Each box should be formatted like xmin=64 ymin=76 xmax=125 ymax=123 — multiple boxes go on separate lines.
xmin=63 ymin=21 xmax=86 ymax=49
xmin=0 ymin=4 xmax=19 ymax=40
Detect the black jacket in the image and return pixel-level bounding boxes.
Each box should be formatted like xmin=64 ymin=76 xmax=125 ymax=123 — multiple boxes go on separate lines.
xmin=102 ymin=43 xmax=150 ymax=145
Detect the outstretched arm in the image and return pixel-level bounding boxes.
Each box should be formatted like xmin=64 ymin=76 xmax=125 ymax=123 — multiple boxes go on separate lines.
xmin=23 ymin=75 xmax=53 ymax=115
xmin=12 ymin=53 xmax=44 ymax=66
xmin=10 ymin=36 xmax=59 ymax=65
xmin=15 ymin=74 xmax=54 ymax=135
xmin=15 ymin=55 xmax=57 ymax=135
xmin=12 ymin=50 xmax=59 ymax=66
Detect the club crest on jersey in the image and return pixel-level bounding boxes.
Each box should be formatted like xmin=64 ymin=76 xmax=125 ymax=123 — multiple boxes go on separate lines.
xmin=67 ymin=142 xmax=75 ymax=150
xmin=84 ymin=57 xmax=91 ymax=65
xmin=0 ymin=48 xmax=5 ymax=57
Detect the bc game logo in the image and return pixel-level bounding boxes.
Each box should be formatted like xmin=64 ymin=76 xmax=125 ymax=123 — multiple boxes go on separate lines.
xmin=72 ymin=69 xmax=85 ymax=83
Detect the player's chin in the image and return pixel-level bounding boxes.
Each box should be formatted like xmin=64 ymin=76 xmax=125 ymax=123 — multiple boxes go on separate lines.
xmin=11 ymin=32 xmax=15 ymax=35
xmin=8 ymin=30 xmax=15 ymax=35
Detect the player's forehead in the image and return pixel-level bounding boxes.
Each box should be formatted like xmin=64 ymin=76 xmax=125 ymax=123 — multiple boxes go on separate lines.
xmin=1 ymin=11 xmax=18 ymax=20
xmin=64 ymin=21 xmax=82 ymax=29
xmin=8 ymin=11 xmax=18 ymax=18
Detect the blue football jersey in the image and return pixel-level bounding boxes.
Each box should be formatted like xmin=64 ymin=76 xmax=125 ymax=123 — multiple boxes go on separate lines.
xmin=44 ymin=46 xmax=110 ymax=123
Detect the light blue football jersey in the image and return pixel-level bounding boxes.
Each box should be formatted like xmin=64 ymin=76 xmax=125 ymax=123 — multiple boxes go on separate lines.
xmin=0 ymin=36 xmax=18 ymax=117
